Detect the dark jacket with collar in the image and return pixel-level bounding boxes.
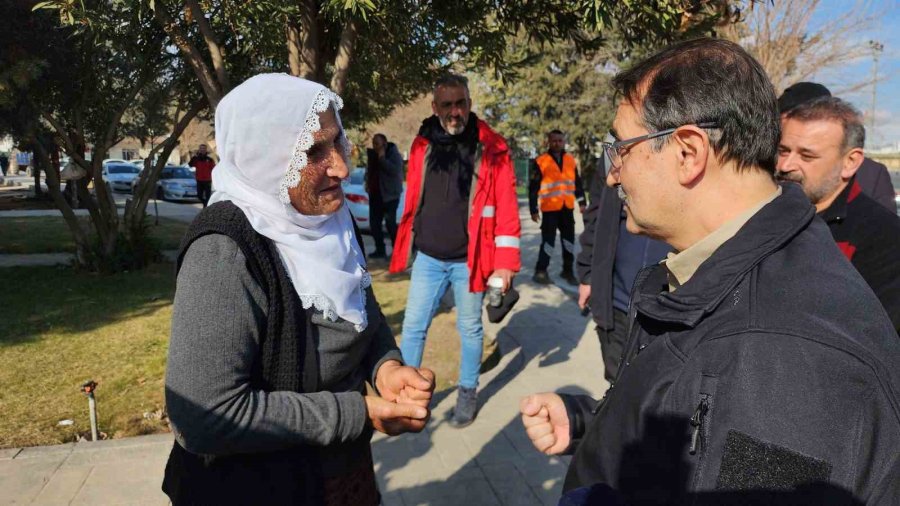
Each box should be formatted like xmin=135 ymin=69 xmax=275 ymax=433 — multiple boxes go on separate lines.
xmin=561 ymin=184 xmax=900 ymax=504
xmin=366 ymin=142 xmax=404 ymax=203
xmin=820 ymin=176 xmax=900 ymax=332
xmin=575 ymin=161 xmax=670 ymax=329
xmin=855 ymin=157 xmax=896 ymax=212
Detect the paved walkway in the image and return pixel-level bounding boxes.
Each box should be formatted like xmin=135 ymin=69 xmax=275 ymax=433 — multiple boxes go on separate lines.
xmin=0 ymin=204 xmax=605 ymax=505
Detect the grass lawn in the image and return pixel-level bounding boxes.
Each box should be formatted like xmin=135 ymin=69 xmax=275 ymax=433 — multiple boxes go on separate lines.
xmin=0 ymin=259 xmax=479 ymax=448
xmin=0 ymin=216 xmax=189 ymax=254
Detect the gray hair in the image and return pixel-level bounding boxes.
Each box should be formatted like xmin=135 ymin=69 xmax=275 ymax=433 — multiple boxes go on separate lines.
xmin=784 ymin=96 xmax=865 ymax=151
xmin=433 ymin=74 xmax=469 ymax=95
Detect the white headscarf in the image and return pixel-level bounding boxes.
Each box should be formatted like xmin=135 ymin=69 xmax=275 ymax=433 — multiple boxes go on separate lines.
xmin=208 ymin=74 xmax=371 ymax=331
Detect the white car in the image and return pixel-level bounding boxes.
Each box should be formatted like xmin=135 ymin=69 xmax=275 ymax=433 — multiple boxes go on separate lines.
xmin=102 ymin=158 xmax=130 ymax=167
xmin=342 ymin=168 xmax=405 ymax=232
xmin=154 ymin=165 xmax=198 ymax=202
xmin=101 ymin=163 xmax=141 ymax=193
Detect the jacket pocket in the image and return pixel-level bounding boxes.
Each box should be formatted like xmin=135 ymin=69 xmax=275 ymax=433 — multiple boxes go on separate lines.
xmin=689 ymin=374 xmax=718 ymax=492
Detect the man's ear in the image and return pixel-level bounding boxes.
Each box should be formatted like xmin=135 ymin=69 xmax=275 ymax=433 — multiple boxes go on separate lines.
xmin=672 ymin=126 xmax=710 ymax=186
xmin=841 ymin=147 xmax=864 ymax=180
xmin=431 ymin=100 xmax=438 ymax=116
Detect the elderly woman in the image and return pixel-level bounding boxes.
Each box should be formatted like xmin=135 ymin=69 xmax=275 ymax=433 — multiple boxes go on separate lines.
xmin=162 ymin=74 xmax=435 ymax=505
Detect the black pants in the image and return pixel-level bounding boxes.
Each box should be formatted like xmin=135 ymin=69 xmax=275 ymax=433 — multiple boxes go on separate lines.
xmin=536 ymin=207 xmax=575 ymax=273
xmin=370 ymin=197 xmax=399 ymax=254
xmin=596 ymin=308 xmax=630 ymax=384
xmin=197 ymin=181 xmax=212 ymax=207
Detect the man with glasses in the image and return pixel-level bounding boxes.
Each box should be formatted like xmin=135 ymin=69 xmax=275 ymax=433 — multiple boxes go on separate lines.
xmin=520 ymin=38 xmax=900 ymax=504
xmin=777 ymin=97 xmax=900 ymax=332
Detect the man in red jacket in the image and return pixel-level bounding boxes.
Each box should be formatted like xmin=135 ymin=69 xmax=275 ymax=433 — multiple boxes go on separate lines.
xmin=189 ymin=144 xmax=216 ymax=207
xmin=390 ymin=74 xmax=521 ymax=427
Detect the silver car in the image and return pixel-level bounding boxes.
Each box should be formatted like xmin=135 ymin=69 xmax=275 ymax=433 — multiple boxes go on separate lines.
xmin=342 ymin=168 xmax=405 ymax=232
xmin=102 ymin=163 xmax=141 ymax=193
xmin=155 ymin=165 xmax=198 ymax=202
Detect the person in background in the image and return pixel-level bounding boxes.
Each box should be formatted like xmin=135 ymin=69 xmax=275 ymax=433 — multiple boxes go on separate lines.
xmin=778 ymin=81 xmax=896 ymax=211
xmin=390 ymin=74 xmax=521 ymax=428
xmin=529 ymin=130 xmax=586 ymax=286
xmin=778 ymin=96 xmax=900 ymax=332
xmin=365 ymin=133 xmax=404 ymax=259
xmin=575 ymin=151 xmax=671 ymax=384
xmin=188 ymin=143 xmax=216 ymax=207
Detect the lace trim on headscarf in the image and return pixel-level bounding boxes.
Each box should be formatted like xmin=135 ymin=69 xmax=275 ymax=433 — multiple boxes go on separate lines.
xmin=297 ymin=270 xmax=372 ymax=332
xmin=278 ymin=88 xmax=351 ymax=204
xmin=278 ymin=87 xmax=366 ymax=331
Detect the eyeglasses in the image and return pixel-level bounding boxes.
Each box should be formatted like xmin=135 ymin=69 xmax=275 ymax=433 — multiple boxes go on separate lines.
xmin=602 ymin=122 xmax=719 ymax=170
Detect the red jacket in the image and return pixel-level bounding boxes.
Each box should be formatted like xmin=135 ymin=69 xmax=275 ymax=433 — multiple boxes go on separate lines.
xmin=189 ymin=155 xmax=216 ymax=182
xmin=389 ymin=119 xmax=521 ymax=292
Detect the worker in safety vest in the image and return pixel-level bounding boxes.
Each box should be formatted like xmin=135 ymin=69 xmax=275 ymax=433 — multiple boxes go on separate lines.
xmin=528 ymin=129 xmax=586 ymax=286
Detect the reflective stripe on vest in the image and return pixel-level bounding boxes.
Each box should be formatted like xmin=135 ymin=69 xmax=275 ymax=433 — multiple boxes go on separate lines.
xmin=536 ymin=153 xmax=577 ymax=212
xmin=482 ymin=205 xmax=496 ymax=218
xmin=495 ymin=236 xmax=520 ymax=248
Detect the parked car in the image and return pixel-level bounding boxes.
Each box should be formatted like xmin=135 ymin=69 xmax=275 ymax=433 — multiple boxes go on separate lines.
xmin=102 ymin=158 xmax=130 ymax=167
xmin=152 ymin=165 xmax=198 ymax=202
xmin=101 ymin=163 xmax=141 ymax=193
xmin=341 ymin=167 xmax=405 ymax=232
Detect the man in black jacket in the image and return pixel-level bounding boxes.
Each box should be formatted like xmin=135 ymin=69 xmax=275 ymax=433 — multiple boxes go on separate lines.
xmin=576 ymin=155 xmax=670 ymax=383
xmin=777 ymin=97 xmax=900 ymax=332
xmin=520 ymin=38 xmax=900 ymax=505
xmin=366 ymin=134 xmax=404 ymax=259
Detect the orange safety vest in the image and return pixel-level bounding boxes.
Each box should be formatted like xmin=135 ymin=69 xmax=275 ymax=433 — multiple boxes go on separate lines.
xmin=536 ymin=152 xmax=577 ymax=212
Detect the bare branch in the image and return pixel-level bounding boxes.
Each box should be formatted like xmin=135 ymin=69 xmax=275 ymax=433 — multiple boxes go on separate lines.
xmin=722 ymin=0 xmax=881 ymax=94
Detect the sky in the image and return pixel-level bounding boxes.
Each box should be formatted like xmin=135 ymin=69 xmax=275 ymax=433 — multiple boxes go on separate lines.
xmin=810 ymin=0 xmax=900 ymax=149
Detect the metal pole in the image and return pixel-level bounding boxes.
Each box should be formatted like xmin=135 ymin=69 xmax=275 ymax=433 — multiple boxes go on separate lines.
xmin=88 ymin=394 xmax=98 ymax=441
xmin=869 ymin=40 xmax=884 ymax=139
xmin=81 ymin=380 xmax=98 ymax=442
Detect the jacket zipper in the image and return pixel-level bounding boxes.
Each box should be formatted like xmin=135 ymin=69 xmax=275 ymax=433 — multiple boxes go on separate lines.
xmin=689 ymin=375 xmax=717 ymax=495
xmin=689 ymin=395 xmax=710 ymax=455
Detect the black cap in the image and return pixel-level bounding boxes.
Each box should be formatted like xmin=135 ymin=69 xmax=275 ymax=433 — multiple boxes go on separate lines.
xmin=777 ymin=82 xmax=831 ymax=113
xmin=485 ymin=287 xmax=519 ymax=324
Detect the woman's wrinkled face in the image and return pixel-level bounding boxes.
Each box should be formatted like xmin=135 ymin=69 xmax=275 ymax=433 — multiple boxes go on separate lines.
xmin=288 ymin=108 xmax=350 ymax=215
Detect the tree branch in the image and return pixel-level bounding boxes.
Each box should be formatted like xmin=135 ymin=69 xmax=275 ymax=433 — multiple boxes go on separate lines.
xmin=185 ymin=0 xmax=230 ymax=92
xmin=331 ymin=18 xmax=360 ymax=95
xmin=152 ymin=1 xmax=222 ymax=108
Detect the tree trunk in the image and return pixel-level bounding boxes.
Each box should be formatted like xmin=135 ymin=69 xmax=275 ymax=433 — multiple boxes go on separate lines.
xmin=32 ymin=140 xmax=96 ymax=268
xmin=124 ymin=100 xmax=205 ymax=267
xmin=32 ymin=163 xmax=42 ymax=197
xmin=286 ymin=21 xmax=303 ymax=77
xmin=297 ymin=0 xmax=323 ymax=82
xmin=331 ymin=19 xmax=360 ymax=95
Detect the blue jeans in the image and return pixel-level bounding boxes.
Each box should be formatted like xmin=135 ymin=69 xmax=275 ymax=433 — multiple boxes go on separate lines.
xmin=400 ymin=252 xmax=484 ymax=389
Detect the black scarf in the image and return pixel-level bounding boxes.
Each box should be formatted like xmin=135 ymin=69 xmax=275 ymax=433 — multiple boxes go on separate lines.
xmin=418 ymin=112 xmax=479 ymax=198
